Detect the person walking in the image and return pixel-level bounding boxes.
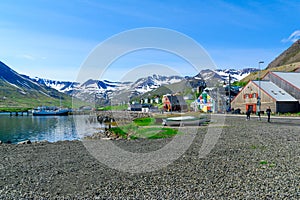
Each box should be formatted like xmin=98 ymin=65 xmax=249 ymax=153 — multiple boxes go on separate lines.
xmin=266 ymin=106 xmax=271 ymax=122
xmin=246 ymin=108 xmax=251 ymax=121
xmin=257 ymin=109 xmax=261 ymax=121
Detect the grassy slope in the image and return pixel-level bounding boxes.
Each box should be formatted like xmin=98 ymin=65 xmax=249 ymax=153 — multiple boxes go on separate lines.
xmin=241 ymin=62 xmax=300 ymax=83
xmin=0 ymin=80 xmax=83 ymax=111
xmin=267 ymin=40 xmax=300 ymax=69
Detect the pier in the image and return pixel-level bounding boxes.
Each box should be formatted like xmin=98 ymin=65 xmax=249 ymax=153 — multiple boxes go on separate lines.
xmin=9 ymin=110 xmax=30 ymax=116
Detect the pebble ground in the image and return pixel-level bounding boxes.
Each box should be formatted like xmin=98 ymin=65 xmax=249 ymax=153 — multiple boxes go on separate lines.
xmin=0 ymin=115 xmax=300 ymax=199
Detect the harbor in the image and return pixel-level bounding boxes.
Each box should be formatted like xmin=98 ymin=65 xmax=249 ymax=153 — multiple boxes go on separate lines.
xmin=0 ymin=114 xmax=100 ymax=144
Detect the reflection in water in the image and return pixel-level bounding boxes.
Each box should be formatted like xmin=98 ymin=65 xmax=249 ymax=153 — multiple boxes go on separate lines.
xmin=0 ymin=115 xmax=101 ymax=143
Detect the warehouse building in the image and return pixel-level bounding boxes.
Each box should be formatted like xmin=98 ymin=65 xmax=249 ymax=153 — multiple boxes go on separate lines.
xmin=231 ymin=72 xmax=300 ymax=113
xmin=231 ymin=81 xmax=299 ymax=113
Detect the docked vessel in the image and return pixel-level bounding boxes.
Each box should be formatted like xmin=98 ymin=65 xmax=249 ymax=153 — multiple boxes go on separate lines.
xmin=32 ymin=106 xmax=70 ymax=116
xmin=162 ymin=116 xmax=209 ymax=126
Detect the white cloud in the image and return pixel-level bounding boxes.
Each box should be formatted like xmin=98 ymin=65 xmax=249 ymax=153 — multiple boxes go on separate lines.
xmin=282 ymin=30 xmax=300 ymax=43
xmin=19 ymin=54 xmax=36 ymax=61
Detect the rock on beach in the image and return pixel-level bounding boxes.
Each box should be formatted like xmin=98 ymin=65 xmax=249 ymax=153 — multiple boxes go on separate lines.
xmin=17 ymin=140 xmax=32 ymax=145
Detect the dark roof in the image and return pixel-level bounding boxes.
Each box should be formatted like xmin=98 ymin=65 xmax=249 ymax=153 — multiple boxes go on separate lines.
xmin=130 ymin=104 xmax=142 ymax=109
xmin=130 ymin=103 xmax=153 ymax=108
xmin=166 ymin=95 xmax=187 ymax=105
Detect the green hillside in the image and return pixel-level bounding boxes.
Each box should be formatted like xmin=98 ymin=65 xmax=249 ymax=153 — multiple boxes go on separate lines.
xmin=0 ymin=80 xmax=75 ymax=111
xmin=241 ymin=62 xmax=300 ymax=83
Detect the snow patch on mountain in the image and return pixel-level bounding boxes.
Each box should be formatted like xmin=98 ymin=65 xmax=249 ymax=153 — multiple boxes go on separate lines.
xmin=31 ymin=77 xmax=80 ymax=93
xmin=3 ymin=79 xmax=22 ymax=90
xmin=214 ymin=68 xmax=258 ymax=82
xmin=131 ymin=74 xmax=184 ymax=93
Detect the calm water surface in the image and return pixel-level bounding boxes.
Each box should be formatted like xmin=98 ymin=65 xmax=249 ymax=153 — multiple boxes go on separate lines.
xmin=0 ymin=114 xmax=101 ymax=143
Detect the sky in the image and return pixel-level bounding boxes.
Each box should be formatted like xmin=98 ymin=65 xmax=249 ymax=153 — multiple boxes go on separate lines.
xmin=0 ymin=0 xmax=300 ymax=82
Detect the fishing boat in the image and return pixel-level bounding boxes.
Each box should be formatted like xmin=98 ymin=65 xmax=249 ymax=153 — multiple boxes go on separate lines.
xmin=32 ymin=106 xmax=70 ymax=116
xmin=162 ymin=116 xmax=209 ymax=126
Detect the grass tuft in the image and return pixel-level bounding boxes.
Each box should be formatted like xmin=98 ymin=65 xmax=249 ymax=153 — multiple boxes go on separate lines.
xmin=110 ymin=121 xmax=180 ymax=139
xmin=133 ymin=117 xmax=155 ymax=126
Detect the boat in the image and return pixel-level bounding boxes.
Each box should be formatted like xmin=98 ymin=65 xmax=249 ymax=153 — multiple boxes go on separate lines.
xmin=162 ymin=116 xmax=209 ymax=126
xmin=32 ymin=106 xmax=70 ymax=116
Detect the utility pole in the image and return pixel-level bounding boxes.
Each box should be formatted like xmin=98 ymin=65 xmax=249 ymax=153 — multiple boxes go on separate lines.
xmin=170 ymin=94 xmax=172 ymax=114
xmin=224 ymin=74 xmax=232 ymax=112
xmin=228 ymin=74 xmax=231 ymax=112
xmin=257 ymin=61 xmax=264 ymax=119
xmin=258 ymin=61 xmax=264 ymax=100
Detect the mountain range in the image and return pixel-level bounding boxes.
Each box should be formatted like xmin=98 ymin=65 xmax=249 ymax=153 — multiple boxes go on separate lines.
xmin=32 ymin=68 xmax=257 ymax=102
xmin=1 ymin=59 xmax=257 ymax=109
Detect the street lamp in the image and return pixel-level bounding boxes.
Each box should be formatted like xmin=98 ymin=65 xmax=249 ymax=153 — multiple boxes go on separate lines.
xmin=223 ymin=75 xmax=231 ymax=112
xmin=257 ymin=61 xmax=264 ymax=119
xmin=228 ymin=74 xmax=231 ymax=112
xmin=170 ymin=94 xmax=173 ymax=114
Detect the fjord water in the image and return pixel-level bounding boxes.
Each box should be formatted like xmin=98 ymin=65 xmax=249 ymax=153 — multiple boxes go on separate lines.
xmin=0 ymin=115 xmax=99 ymax=143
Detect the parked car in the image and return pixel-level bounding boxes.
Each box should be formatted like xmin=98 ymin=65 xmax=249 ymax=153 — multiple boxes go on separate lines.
xmin=232 ymin=108 xmax=241 ymax=114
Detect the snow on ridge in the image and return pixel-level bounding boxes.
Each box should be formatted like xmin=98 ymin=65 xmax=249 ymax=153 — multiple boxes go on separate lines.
xmin=32 ymin=77 xmax=79 ymax=93
xmin=31 ymin=74 xmax=184 ymax=96
xmin=29 ymin=70 xmax=254 ymax=102
xmin=3 ymin=79 xmax=22 ymax=89
xmin=213 ymin=68 xmax=258 ymax=81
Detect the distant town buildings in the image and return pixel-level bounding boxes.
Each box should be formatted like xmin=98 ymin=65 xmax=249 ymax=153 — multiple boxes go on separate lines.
xmin=128 ymin=103 xmax=158 ymax=113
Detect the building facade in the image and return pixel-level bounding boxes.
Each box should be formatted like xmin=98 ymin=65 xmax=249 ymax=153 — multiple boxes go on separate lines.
xmin=231 ymin=80 xmax=298 ymax=113
xmin=162 ymin=95 xmax=188 ymax=112
xmin=197 ymin=91 xmax=215 ymax=112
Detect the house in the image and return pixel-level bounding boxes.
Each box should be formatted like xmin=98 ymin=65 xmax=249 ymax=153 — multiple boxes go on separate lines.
xmin=154 ymin=97 xmax=161 ymax=104
xmin=128 ymin=103 xmax=154 ymax=112
xmin=141 ymin=104 xmax=151 ymax=113
xmin=231 ymin=80 xmax=298 ymax=113
xmin=149 ymin=97 xmax=161 ymax=104
xmin=129 ymin=103 xmax=142 ymax=112
xmin=196 ymin=91 xmax=215 ymax=112
xmin=162 ymin=95 xmax=188 ymax=112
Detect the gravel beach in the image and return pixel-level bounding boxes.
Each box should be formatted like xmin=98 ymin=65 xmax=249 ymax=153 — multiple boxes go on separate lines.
xmin=1 ymin=115 xmax=300 ymax=199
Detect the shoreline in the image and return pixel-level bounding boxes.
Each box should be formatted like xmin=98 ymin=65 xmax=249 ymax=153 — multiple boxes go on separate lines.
xmin=1 ymin=113 xmax=299 ymax=144
xmin=1 ymin=115 xmax=300 ymax=198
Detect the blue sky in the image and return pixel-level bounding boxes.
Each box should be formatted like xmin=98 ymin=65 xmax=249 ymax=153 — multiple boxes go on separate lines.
xmin=0 ymin=0 xmax=300 ymax=82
